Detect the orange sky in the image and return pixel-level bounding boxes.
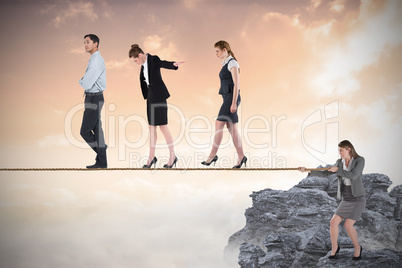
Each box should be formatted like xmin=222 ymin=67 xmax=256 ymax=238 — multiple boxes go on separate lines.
xmin=0 ymin=0 xmax=400 ymax=180
xmin=0 ymin=0 xmax=401 ymax=266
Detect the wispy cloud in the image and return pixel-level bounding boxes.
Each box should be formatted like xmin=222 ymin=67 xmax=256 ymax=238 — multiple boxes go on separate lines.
xmin=144 ymin=35 xmax=162 ymax=51
xmin=38 ymin=134 xmax=70 ymax=147
xmin=69 ymin=44 xmax=86 ymax=55
xmin=105 ymin=59 xmax=130 ymax=70
xmin=42 ymin=1 xmax=98 ymax=28
xmin=146 ymin=14 xmax=156 ymax=23
xmin=54 ymin=109 xmax=65 ymax=115
xmin=143 ymin=35 xmax=180 ymax=60
xmin=0 ymin=176 xmax=262 ymax=267
xmin=306 ymin=0 xmax=322 ymax=11
xmin=2 ymin=184 xmax=79 ymax=208
xmin=310 ymin=0 xmax=402 ymax=96
xmin=40 ymin=4 xmax=56 ymax=15
xmin=182 ymin=0 xmax=202 ymax=9
xmin=330 ymin=0 xmax=346 ymax=13
xmin=99 ymin=0 xmax=113 ymax=18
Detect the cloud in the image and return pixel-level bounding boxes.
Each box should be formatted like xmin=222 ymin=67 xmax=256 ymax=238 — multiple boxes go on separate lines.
xmin=354 ymin=97 xmax=399 ymax=130
xmin=307 ymin=0 xmax=322 ymax=11
xmin=40 ymin=4 xmax=56 ymax=14
xmin=144 ymin=35 xmax=162 ymax=51
xmin=182 ymin=0 xmax=203 ymax=9
xmin=69 ymin=45 xmax=86 ymax=55
xmin=38 ymin=134 xmax=70 ymax=147
xmin=330 ymin=0 xmax=346 ymax=13
xmin=305 ymin=18 xmax=335 ymax=37
xmin=143 ymin=35 xmax=180 ymax=59
xmin=309 ymin=0 xmax=402 ymax=96
xmin=105 ymin=59 xmax=131 ymax=70
xmin=0 ymin=175 xmax=262 ymax=268
xmin=46 ymin=1 xmax=98 ymax=28
xmin=54 ymin=109 xmax=65 ymax=115
xmin=98 ymin=0 xmax=113 ymax=18
xmin=146 ymin=14 xmax=156 ymax=23
xmin=115 ymin=177 xmax=154 ymax=190
xmin=1 ymin=184 xmax=78 ymax=208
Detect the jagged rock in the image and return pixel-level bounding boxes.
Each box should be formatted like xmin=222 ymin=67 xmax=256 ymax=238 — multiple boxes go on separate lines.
xmin=257 ymin=226 xmax=331 ymax=268
xmin=363 ymin=173 xmax=396 ymax=219
xmin=227 ymin=187 xmax=337 ymax=250
xmin=238 ymin=243 xmax=266 ymax=268
xmin=295 ymin=173 xmax=338 ymax=198
xmin=390 ymin=185 xmax=402 ymax=250
xmin=356 ymin=209 xmax=399 ymax=250
xmin=363 ymin=173 xmax=393 ymax=193
xmin=316 ymin=248 xmax=402 ymax=267
xmin=366 ymin=192 xmax=396 ymax=218
xmin=226 ymin=173 xmax=402 ymax=267
xmin=294 ymin=176 xmax=330 ymax=192
xmin=390 ymin=185 xmax=402 ymax=221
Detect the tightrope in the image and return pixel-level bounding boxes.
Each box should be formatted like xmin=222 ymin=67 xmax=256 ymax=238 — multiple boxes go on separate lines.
xmin=0 ymin=167 xmax=328 ymax=171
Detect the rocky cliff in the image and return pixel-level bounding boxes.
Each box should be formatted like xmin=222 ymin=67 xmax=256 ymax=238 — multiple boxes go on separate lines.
xmin=224 ymin=173 xmax=402 ymax=267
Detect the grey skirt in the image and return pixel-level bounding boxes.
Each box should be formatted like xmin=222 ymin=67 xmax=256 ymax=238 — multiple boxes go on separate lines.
xmin=335 ymin=185 xmax=366 ymax=221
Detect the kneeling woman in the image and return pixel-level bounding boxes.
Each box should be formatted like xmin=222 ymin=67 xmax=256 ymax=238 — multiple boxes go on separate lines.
xmin=298 ymin=140 xmax=366 ymax=260
xmin=129 ymin=44 xmax=184 ymax=168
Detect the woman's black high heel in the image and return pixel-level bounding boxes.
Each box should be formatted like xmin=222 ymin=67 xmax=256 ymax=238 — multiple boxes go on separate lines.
xmin=164 ymin=156 xmax=178 ymax=168
xmin=328 ymin=245 xmax=340 ymax=259
xmin=233 ymin=156 xmax=247 ymax=168
xmin=201 ymin=155 xmax=218 ymax=166
xmin=352 ymin=245 xmax=362 ymax=261
xmin=142 ymin=157 xmax=157 ymax=168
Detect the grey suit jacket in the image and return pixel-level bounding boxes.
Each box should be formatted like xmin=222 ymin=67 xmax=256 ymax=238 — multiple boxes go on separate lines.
xmin=310 ymin=157 xmax=366 ymax=199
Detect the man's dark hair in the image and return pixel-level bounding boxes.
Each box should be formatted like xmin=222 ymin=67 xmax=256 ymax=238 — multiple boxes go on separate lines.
xmin=84 ymin=34 xmax=100 ymax=48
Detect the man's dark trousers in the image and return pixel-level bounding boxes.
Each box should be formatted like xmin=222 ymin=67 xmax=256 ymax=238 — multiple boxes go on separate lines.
xmin=80 ymin=93 xmax=107 ymax=167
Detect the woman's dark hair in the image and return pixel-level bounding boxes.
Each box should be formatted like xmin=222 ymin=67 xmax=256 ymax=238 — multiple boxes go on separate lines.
xmin=129 ymin=44 xmax=144 ymax=58
xmin=84 ymin=34 xmax=100 ymax=48
xmin=338 ymin=140 xmax=360 ymax=158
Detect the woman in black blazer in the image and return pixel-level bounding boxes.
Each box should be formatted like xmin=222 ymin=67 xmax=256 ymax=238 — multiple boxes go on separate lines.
xmin=299 ymin=140 xmax=366 ymax=260
xmin=129 ymin=44 xmax=184 ymax=168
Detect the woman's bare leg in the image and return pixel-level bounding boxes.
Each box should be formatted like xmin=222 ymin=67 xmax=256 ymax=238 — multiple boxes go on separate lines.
xmin=344 ymin=219 xmax=361 ymax=257
xmin=226 ymin=122 xmax=245 ymax=165
xmin=159 ymin=125 xmax=175 ymax=165
xmin=330 ymin=214 xmax=343 ymax=255
xmin=207 ymin=120 xmax=226 ymax=162
xmin=147 ymin=125 xmax=157 ymax=165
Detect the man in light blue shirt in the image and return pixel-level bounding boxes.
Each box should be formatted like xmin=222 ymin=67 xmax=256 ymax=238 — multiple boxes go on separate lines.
xmin=79 ymin=34 xmax=107 ymax=168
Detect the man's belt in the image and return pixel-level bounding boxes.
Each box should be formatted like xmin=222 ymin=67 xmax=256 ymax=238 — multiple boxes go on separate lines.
xmin=85 ymin=91 xmax=103 ymax=96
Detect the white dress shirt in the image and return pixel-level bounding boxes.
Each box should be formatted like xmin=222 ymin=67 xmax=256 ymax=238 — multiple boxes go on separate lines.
xmin=342 ymin=157 xmax=354 ymax=186
xmin=142 ymin=54 xmax=150 ymax=86
xmin=222 ymin=55 xmax=240 ymax=72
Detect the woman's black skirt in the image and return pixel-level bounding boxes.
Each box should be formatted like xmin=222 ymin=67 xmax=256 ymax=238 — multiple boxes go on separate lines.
xmin=146 ymin=99 xmax=168 ymax=126
xmin=217 ymin=91 xmax=241 ymax=123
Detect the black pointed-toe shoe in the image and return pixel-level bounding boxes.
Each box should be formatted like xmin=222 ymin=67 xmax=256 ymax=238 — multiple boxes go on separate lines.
xmin=142 ymin=157 xmax=157 ymax=168
xmin=328 ymin=245 xmax=340 ymax=259
xmin=201 ymin=155 xmax=218 ymax=166
xmin=233 ymin=156 xmax=247 ymax=168
xmin=352 ymin=245 xmax=362 ymax=261
xmin=163 ymin=156 xmax=178 ymax=168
